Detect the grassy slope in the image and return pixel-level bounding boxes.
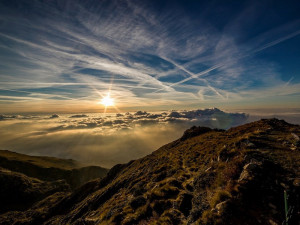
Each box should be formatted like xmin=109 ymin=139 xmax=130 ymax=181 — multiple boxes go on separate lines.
xmin=0 ymin=119 xmax=299 ymax=225
xmin=0 ymin=168 xmax=70 ymax=214
xmin=0 ymin=150 xmax=82 ymax=170
xmin=0 ymin=150 xmax=109 ymax=189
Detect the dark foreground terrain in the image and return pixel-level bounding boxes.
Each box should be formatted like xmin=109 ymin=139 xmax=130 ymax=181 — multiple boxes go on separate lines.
xmin=0 ymin=150 xmax=108 ymax=214
xmin=0 ymin=119 xmax=299 ymax=224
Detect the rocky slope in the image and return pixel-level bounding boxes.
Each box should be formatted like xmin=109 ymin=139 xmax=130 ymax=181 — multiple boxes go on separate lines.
xmin=0 ymin=119 xmax=299 ymax=225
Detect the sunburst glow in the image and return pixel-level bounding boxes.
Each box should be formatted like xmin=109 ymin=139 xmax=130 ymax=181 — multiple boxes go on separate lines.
xmin=101 ymin=94 xmax=114 ymax=107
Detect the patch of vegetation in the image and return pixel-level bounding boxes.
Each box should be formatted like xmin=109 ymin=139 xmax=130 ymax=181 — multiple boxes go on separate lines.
xmin=149 ymin=184 xmax=180 ymax=200
xmin=209 ymin=190 xmax=232 ymax=208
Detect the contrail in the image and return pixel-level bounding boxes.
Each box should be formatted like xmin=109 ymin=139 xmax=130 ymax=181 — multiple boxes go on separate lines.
xmin=155 ymin=30 xmax=300 ymax=93
xmin=252 ymin=30 xmax=300 ymax=53
xmin=0 ymin=88 xmax=76 ymax=101
xmin=154 ymin=57 xmax=222 ymax=93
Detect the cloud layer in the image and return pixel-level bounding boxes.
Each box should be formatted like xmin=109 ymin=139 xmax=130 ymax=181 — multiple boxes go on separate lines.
xmin=0 ymin=108 xmax=248 ymax=167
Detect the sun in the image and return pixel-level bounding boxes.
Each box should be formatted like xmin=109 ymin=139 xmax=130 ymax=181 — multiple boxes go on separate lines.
xmin=101 ymin=94 xmax=114 ymax=107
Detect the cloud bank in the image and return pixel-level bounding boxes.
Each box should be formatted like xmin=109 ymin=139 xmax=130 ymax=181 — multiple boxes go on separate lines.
xmin=0 ymin=108 xmax=248 ymax=167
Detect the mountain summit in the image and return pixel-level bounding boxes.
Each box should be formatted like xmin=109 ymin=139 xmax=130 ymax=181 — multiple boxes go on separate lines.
xmin=0 ymin=119 xmax=299 ymax=225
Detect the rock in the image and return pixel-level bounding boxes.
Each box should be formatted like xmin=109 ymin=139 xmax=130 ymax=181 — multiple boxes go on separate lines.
xmin=291 ymin=133 xmax=300 ymax=147
xmin=269 ymin=219 xmax=278 ymax=225
xmin=238 ymin=162 xmax=262 ymax=183
xmin=247 ymin=142 xmax=255 ymax=148
xmin=214 ymin=200 xmax=228 ymax=215
xmin=282 ymin=141 xmax=289 ymax=146
xmin=268 ymin=203 xmax=276 ymax=209
xmin=291 ymin=133 xmax=299 ymax=141
xmin=240 ymin=138 xmax=256 ymax=148
xmin=292 ymin=178 xmax=300 ymax=187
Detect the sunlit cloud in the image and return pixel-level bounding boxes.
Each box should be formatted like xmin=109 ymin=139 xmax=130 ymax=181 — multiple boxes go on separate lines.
xmin=1 ymin=107 xmax=299 ymax=167
xmin=0 ymin=108 xmax=249 ymax=167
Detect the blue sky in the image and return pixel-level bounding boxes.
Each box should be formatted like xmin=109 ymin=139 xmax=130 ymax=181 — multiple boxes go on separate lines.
xmin=0 ymin=0 xmax=299 ymax=113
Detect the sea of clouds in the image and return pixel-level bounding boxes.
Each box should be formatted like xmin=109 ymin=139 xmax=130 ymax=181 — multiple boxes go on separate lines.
xmin=0 ymin=108 xmax=248 ymax=167
xmin=1 ymin=108 xmax=297 ymax=168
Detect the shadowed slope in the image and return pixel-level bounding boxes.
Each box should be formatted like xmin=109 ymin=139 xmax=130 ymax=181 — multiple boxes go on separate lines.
xmin=0 ymin=150 xmax=108 ymax=189
xmin=0 ymin=168 xmax=70 ymax=214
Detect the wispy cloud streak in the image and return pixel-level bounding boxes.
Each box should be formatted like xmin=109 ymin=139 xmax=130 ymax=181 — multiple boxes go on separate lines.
xmin=0 ymin=0 xmax=299 ymax=112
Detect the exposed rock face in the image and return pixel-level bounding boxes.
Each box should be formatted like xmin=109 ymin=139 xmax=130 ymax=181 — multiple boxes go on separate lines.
xmin=0 ymin=119 xmax=299 ymax=225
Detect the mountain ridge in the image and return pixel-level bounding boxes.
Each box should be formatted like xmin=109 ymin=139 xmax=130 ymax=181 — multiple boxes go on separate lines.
xmin=0 ymin=118 xmax=299 ymax=225
xmin=0 ymin=150 xmax=108 ymax=190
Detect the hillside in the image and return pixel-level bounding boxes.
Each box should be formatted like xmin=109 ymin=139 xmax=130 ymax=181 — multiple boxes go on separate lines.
xmin=0 ymin=150 xmax=108 ymax=189
xmin=0 ymin=119 xmax=299 ymax=225
xmin=0 ymin=150 xmax=82 ymax=170
xmin=0 ymin=168 xmax=70 ymax=214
